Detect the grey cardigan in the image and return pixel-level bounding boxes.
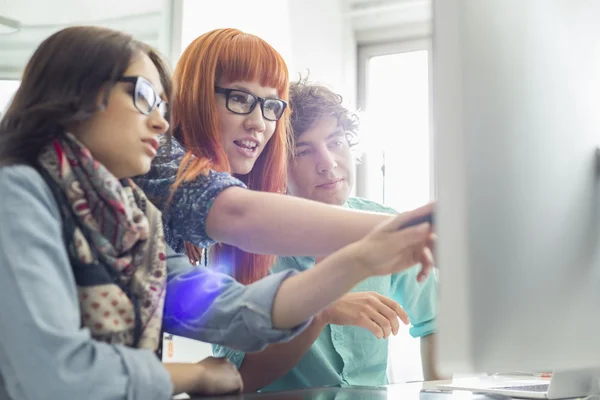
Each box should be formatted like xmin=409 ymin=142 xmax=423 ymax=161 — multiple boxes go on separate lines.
xmin=0 ymin=165 xmax=308 ymax=400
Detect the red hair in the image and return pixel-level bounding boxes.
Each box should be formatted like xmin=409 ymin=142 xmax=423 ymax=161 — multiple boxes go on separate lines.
xmin=170 ymin=28 xmax=291 ymax=284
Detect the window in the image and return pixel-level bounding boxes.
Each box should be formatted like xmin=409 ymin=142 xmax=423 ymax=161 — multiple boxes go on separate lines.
xmin=357 ymin=40 xmax=433 ymax=383
xmin=0 ymin=80 xmax=21 ymax=115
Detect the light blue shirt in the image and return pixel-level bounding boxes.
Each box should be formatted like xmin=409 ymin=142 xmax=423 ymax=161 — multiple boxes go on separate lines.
xmin=213 ymin=197 xmax=438 ymax=391
xmin=0 ymin=165 xmax=309 ymax=400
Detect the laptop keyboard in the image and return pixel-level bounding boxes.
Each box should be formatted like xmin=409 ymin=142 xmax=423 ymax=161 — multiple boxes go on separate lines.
xmin=494 ymin=384 xmax=549 ymax=392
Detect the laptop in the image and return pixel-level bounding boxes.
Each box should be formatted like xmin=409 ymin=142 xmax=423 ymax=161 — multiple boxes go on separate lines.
xmin=436 ymin=374 xmax=559 ymax=399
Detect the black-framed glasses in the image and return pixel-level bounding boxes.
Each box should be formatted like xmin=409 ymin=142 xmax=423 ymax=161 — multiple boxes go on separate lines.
xmin=118 ymin=76 xmax=168 ymax=118
xmin=215 ymin=86 xmax=287 ymax=122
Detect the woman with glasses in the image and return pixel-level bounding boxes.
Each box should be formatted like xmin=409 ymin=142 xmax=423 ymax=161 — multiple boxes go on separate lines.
xmin=136 ymin=28 xmax=436 ymax=286
xmin=0 ymin=26 xmax=434 ymax=400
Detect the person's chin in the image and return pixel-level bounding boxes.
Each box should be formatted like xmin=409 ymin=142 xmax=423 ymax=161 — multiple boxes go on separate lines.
xmin=314 ymin=190 xmax=346 ymax=206
xmin=129 ymin=158 xmax=152 ymax=178
xmin=231 ymin=159 xmax=255 ymax=175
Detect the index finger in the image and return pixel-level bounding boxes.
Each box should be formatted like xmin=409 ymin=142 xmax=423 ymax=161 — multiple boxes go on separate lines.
xmin=381 ymin=202 xmax=436 ymax=233
xmin=397 ymin=207 xmax=435 ymax=231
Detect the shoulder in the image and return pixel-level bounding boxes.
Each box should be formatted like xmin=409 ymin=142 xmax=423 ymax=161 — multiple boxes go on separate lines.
xmin=0 ymin=164 xmax=62 ymax=226
xmin=344 ymin=197 xmax=397 ymax=214
xmin=0 ymin=164 xmax=56 ymax=207
xmin=0 ymin=164 xmax=64 ymax=256
xmin=206 ymin=170 xmax=246 ymax=189
xmin=0 ymin=163 xmax=45 ymax=185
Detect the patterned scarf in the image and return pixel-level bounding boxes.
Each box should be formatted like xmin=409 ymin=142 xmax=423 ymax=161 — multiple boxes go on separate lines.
xmin=38 ymin=133 xmax=167 ymax=351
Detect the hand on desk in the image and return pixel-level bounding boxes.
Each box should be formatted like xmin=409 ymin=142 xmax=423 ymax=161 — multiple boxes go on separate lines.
xmin=166 ymin=356 xmax=243 ymax=396
xmin=320 ymin=291 xmax=409 ymax=339
xmin=195 ymin=357 xmax=243 ymax=395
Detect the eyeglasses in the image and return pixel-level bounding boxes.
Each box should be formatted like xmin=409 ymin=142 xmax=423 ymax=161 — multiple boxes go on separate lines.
xmin=215 ymin=86 xmax=287 ymax=122
xmin=118 ymin=76 xmax=168 ymax=118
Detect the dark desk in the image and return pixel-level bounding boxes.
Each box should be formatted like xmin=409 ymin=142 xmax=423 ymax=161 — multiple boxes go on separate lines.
xmin=187 ymin=381 xmax=505 ymax=400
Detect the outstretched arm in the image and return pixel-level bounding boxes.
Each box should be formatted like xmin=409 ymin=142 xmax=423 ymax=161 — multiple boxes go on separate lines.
xmin=206 ymin=186 xmax=434 ymax=258
xmin=165 ymin=212 xmax=434 ymax=351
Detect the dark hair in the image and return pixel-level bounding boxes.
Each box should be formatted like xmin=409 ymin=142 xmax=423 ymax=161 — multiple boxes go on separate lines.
xmin=0 ymin=26 xmax=172 ymax=165
xmin=289 ymin=74 xmax=360 ymax=149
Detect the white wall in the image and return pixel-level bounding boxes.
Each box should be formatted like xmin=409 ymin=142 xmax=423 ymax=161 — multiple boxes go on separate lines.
xmin=288 ymin=0 xmax=357 ymax=106
xmin=177 ymin=0 xmax=356 ymax=105
xmin=179 ymin=0 xmax=294 ymax=70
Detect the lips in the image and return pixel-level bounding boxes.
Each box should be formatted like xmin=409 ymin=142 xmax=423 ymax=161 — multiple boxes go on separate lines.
xmin=142 ymin=137 xmax=159 ymax=157
xmin=143 ymin=137 xmax=159 ymax=151
xmin=317 ymin=178 xmax=344 ymax=189
xmin=234 ymin=139 xmax=259 ymax=150
xmin=233 ymin=137 xmax=261 ymax=158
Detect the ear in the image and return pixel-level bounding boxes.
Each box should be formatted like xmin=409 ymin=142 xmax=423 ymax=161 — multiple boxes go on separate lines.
xmin=96 ymin=83 xmax=111 ymax=111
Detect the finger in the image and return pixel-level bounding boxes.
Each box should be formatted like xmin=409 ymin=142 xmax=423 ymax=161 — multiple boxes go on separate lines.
xmin=372 ymin=300 xmax=399 ymax=335
xmin=417 ymin=247 xmax=434 ymax=282
xmin=367 ymin=309 xmax=393 ymax=338
xmin=392 ymin=223 xmax=433 ymax=266
xmin=393 ymin=222 xmax=432 ymax=248
xmin=395 ymin=202 xmax=436 ymax=230
xmin=383 ymin=305 xmax=401 ymax=335
xmin=378 ymin=296 xmax=410 ymax=327
xmin=371 ymin=296 xmax=404 ymax=334
xmin=359 ymin=314 xmax=385 ymax=338
xmin=373 ymin=223 xmax=432 ymax=277
xmin=427 ymin=232 xmax=437 ymax=258
xmin=377 ymin=206 xmax=434 ymax=233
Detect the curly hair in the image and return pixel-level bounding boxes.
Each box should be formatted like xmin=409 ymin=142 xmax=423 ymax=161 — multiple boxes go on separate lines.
xmin=289 ymin=75 xmax=359 ymax=147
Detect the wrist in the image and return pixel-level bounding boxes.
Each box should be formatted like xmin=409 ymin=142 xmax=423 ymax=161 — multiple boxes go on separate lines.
xmin=343 ymin=241 xmax=373 ymax=282
xmin=314 ymin=308 xmax=331 ymax=327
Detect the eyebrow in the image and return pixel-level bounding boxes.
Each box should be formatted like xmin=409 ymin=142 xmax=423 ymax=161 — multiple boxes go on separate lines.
xmin=227 ymin=83 xmax=279 ymax=99
xmin=295 ymin=129 xmax=345 ymax=147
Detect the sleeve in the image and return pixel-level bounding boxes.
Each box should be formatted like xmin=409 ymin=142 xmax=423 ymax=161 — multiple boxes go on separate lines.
xmin=211 ymin=345 xmax=246 ymax=370
xmin=133 ymin=137 xmax=247 ymax=252
xmin=0 ymin=166 xmax=172 ymax=400
xmin=164 ymin=248 xmax=311 ymax=352
xmin=390 ymin=265 xmax=438 ymax=338
xmin=162 ymin=170 xmax=246 ymax=252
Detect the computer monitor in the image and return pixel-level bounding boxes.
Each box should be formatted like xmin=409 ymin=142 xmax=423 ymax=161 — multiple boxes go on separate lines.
xmin=433 ymin=0 xmax=600 ymax=382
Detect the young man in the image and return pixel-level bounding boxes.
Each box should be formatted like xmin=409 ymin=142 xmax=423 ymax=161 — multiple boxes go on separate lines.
xmin=213 ymin=78 xmax=439 ymax=392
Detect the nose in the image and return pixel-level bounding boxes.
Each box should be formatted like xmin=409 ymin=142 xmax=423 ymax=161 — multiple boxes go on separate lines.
xmin=148 ymin=109 xmax=169 ymax=134
xmin=316 ymin=148 xmax=337 ymax=174
xmin=243 ymin=103 xmax=266 ymax=133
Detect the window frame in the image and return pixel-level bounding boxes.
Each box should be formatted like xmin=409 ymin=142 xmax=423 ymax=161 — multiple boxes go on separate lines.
xmin=355 ymin=39 xmax=435 ymax=203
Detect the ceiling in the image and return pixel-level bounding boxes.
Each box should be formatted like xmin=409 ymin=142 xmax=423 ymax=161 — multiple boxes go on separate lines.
xmin=0 ymin=0 xmax=430 ymax=80
xmin=345 ymin=0 xmax=431 ymax=44
xmin=0 ymin=0 xmax=163 ymax=25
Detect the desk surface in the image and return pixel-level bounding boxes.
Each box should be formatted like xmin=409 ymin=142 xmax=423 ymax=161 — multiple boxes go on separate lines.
xmin=188 ymin=380 xmax=503 ymax=400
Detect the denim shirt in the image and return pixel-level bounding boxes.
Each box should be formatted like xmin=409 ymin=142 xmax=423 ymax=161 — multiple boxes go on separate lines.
xmin=134 ymin=136 xmax=247 ymax=252
xmin=0 ymin=165 xmax=308 ymax=400
xmin=213 ymin=197 xmax=438 ymax=392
